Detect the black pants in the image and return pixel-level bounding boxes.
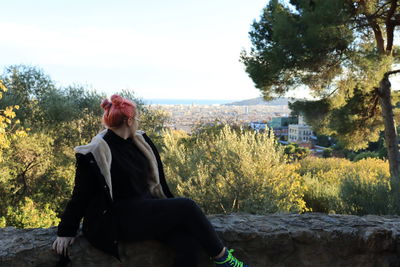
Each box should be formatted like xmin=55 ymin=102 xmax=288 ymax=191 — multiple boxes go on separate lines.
xmin=114 ymin=197 xmax=225 ymax=267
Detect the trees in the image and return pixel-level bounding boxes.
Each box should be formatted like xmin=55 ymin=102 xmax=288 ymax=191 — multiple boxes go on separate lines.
xmin=241 ymin=0 xmax=400 ymax=211
xmin=0 ymin=65 xmax=56 ymax=129
xmin=0 ymin=65 xmax=172 ymax=227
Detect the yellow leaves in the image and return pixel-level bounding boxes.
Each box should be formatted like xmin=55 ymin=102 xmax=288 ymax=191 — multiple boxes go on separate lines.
xmin=0 ymin=217 xmax=6 ymax=227
xmin=0 ymin=80 xmax=7 ymax=92
xmin=6 ymin=197 xmax=61 ymax=228
xmin=0 ymin=96 xmax=27 ymax=159
xmin=15 ymin=129 xmax=28 ymax=137
xmin=3 ymin=107 xmax=16 ymax=119
xmin=0 ymin=80 xmax=6 ymax=101
xmin=216 ymin=181 xmax=224 ymax=189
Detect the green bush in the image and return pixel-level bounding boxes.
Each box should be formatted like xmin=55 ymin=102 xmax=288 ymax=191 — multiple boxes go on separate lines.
xmin=301 ymin=173 xmax=342 ymax=213
xmin=298 ymin=157 xmax=391 ymax=215
xmin=162 ymin=125 xmax=308 ymax=215
xmin=5 ymin=197 xmax=60 ymax=228
xmin=353 ymin=151 xmax=380 ymax=162
xmin=284 ymin=143 xmax=310 ymax=161
xmin=340 ymin=176 xmax=390 ymax=215
xmin=322 ymin=148 xmax=333 ymax=158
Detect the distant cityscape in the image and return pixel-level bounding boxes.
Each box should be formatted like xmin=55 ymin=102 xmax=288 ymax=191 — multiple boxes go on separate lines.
xmin=146 ymin=97 xmax=294 ymax=133
xmin=144 ymin=97 xmax=296 ymax=106
xmin=150 ymin=103 xmax=290 ymax=133
xmin=146 ymin=97 xmax=324 ymax=154
xmin=144 ymin=99 xmax=235 ymax=105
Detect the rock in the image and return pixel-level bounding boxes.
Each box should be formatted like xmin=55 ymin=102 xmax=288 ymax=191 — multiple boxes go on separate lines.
xmin=1 ymin=213 xmax=400 ymax=266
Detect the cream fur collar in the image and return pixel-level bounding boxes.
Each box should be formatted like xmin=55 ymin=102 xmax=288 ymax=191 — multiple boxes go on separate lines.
xmin=73 ymin=128 xmax=167 ymax=200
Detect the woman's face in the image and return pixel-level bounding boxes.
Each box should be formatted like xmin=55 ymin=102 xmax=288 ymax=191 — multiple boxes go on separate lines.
xmin=127 ymin=113 xmax=139 ymax=138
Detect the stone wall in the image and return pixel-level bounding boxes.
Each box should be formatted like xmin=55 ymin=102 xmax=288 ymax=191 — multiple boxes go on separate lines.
xmin=1 ymin=213 xmax=400 ymax=267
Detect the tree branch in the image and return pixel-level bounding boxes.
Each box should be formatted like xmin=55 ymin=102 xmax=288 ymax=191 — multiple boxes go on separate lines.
xmin=360 ymin=0 xmax=386 ymax=54
xmin=373 ymin=1 xmax=393 ymax=17
xmin=387 ymin=0 xmax=398 ymax=21
xmin=385 ymin=69 xmax=400 ymax=77
xmin=386 ymin=0 xmax=398 ymax=53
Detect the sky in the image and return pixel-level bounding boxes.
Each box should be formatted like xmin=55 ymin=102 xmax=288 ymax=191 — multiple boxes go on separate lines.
xmin=0 ymin=0 xmax=287 ymax=101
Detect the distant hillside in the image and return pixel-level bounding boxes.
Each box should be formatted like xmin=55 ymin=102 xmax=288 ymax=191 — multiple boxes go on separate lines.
xmin=224 ymin=97 xmax=298 ymax=106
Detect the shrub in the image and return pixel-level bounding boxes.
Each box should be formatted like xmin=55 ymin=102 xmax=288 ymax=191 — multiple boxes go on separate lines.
xmin=284 ymin=143 xmax=310 ymax=161
xmin=322 ymin=148 xmax=333 ymax=158
xmin=5 ymin=197 xmax=60 ymax=228
xmin=353 ymin=151 xmax=380 ymax=162
xmin=298 ymin=157 xmax=390 ymax=215
xmin=162 ymin=125 xmax=308 ymax=215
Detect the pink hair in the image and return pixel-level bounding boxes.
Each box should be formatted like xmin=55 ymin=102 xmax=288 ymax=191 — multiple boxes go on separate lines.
xmin=100 ymin=94 xmax=137 ymax=128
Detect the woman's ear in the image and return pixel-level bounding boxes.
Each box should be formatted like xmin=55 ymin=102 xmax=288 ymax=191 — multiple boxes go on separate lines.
xmin=126 ymin=117 xmax=134 ymax=127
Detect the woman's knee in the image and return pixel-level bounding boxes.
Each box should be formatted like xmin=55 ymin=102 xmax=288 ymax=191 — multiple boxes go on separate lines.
xmin=176 ymin=197 xmax=200 ymax=212
xmin=172 ymin=198 xmax=204 ymax=220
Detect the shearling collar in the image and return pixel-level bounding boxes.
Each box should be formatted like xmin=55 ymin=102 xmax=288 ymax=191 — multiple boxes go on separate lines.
xmin=73 ymin=128 xmax=167 ymax=200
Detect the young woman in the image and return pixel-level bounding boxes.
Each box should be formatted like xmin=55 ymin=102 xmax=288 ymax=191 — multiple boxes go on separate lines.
xmin=52 ymin=94 xmax=250 ymax=267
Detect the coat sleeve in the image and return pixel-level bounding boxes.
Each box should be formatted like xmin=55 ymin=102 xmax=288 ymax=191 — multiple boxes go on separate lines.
xmin=57 ymin=153 xmax=95 ymax=237
xmin=142 ymin=133 xmax=175 ymax=198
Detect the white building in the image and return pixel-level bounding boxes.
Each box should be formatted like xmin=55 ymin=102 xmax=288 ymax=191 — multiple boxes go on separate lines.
xmin=288 ymin=116 xmax=313 ymax=143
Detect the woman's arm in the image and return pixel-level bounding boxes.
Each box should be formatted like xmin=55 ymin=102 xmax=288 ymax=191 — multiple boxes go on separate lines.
xmin=57 ymin=153 xmax=95 ymax=237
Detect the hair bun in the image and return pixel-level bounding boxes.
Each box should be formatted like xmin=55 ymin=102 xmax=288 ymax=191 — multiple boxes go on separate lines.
xmin=100 ymin=98 xmax=112 ymax=110
xmin=110 ymin=94 xmax=124 ymax=107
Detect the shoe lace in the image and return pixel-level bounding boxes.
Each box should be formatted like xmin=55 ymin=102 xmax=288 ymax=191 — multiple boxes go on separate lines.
xmin=217 ymin=249 xmax=243 ymax=267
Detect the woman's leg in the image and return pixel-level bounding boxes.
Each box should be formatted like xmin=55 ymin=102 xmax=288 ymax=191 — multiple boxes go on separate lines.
xmin=157 ymin=230 xmax=202 ymax=267
xmin=114 ymin=197 xmax=225 ymax=258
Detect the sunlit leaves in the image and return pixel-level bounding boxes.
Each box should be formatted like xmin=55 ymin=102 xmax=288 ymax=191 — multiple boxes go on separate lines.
xmin=162 ymin=124 xmax=309 ymax=214
xmin=299 ymin=157 xmax=391 ymax=214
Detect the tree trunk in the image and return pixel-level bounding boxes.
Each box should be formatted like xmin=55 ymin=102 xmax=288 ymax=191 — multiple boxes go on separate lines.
xmin=378 ymin=74 xmax=400 ymax=212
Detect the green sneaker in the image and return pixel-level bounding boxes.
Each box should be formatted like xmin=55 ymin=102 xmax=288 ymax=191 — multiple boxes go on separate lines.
xmin=214 ymin=248 xmax=250 ymax=267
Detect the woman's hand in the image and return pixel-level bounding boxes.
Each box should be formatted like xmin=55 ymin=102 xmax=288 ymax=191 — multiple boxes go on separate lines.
xmin=52 ymin=236 xmax=75 ymax=256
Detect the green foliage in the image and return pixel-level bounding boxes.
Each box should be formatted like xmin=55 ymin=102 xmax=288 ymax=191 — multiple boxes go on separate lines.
xmin=241 ymin=0 xmax=397 ymax=150
xmin=322 ymin=148 xmax=333 ymax=158
xmin=315 ymin=135 xmax=333 ymax=147
xmin=0 ymin=132 xmax=63 ymax=225
xmin=301 ymin=173 xmax=341 ymax=214
xmin=298 ymin=157 xmax=391 ymax=215
xmin=290 ymin=88 xmax=384 ymax=150
xmin=241 ymin=0 xmax=354 ymax=97
xmin=330 ymin=132 xmax=387 ymax=161
xmin=284 ymin=143 xmax=310 ymax=161
xmin=162 ymin=124 xmax=308 ymax=215
xmin=6 ymin=197 xmax=60 ymax=228
xmin=0 ymin=217 xmax=6 ymax=228
xmin=340 ymin=174 xmax=390 ymax=215
xmin=0 ymin=65 xmax=56 ymax=129
xmin=353 ymin=151 xmax=380 ymax=162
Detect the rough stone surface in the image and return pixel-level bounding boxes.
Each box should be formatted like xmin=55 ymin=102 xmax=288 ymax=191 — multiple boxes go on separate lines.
xmin=2 ymin=213 xmax=400 ymax=266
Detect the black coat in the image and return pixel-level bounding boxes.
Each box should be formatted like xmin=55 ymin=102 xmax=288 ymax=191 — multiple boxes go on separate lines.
xmin=57 ymin=133 xmax=174 ymax=259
